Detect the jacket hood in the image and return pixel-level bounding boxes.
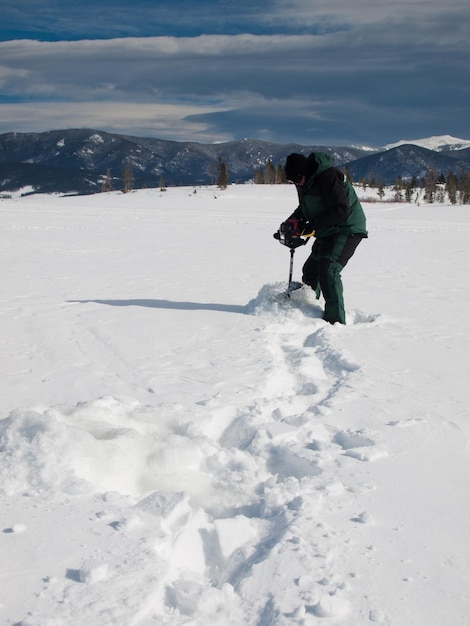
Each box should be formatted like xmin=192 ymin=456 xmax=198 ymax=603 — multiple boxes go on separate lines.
xmin=307 ymin=152 xmax=335 ymax=178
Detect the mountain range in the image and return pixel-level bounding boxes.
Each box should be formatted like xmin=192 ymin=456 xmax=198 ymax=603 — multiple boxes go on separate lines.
xmin=1 ymin=129 xmax=470 ymax=195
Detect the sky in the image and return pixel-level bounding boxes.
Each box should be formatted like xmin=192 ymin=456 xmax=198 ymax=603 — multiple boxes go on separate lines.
xmin=0 ymin=0 xmax=469 ymax=147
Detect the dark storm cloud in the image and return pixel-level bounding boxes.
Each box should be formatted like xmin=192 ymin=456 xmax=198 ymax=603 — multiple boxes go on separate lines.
xmin=0 ymin=0 xmax=469 ymax=145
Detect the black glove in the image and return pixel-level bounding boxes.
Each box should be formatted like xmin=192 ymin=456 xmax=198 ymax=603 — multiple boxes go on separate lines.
xmin=283 ymin=218 xmax=302 ymax=236
xmin=274 ymin=221 xmax=308 ymax=249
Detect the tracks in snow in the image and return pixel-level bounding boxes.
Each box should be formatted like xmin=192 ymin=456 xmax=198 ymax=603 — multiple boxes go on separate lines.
xmin=1 ymin=283 xmax=389 ymax=625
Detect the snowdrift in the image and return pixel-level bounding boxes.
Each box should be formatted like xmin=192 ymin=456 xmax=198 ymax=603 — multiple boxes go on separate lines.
xmin=1 ymin=186 xmax=469 ymax=625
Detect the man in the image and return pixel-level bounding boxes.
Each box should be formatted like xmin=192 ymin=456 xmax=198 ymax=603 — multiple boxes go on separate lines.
xmin=280 ymin=152 xmax=367 ymax=324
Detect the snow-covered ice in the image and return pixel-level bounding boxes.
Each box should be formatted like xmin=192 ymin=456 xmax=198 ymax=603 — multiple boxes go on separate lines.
xmin=1 ymin=184 xmax=469 ymax=625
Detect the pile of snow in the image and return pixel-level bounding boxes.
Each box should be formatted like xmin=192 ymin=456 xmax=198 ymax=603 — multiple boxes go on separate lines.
xmin=1 ymin=185 xmax=469 ymax=625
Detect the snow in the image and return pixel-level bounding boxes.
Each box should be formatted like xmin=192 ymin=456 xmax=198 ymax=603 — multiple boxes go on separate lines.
xmin=1 ymin=184 xmax=469 ymax=625
xmin=384 ymin=134 xmax=470 ymax=151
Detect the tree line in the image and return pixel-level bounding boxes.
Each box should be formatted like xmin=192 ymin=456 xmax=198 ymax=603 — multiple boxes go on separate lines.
xmin=102 ymin=159 xmax=470 ymax=204
xmin=253 ymin=160 xmax=287 ymax=184
xmin=347 ymin=166 xmax=470 ymax=205
xmin=102 ymin=158 xmax=231 ymax=193
xmin=255 ymin=161 xmax=470 ymax=204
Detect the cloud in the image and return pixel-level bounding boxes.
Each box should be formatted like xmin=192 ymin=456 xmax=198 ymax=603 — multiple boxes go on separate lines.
xmin=1 ymin=31 xmax=465 ymax=102
xmin=0 ymin=101 xmax=235 ymax=143
xmin=1 ymin=0 xmax=280 ymax=39
xmin=0 ymin=0 xmax=469 ymax=146
xmin=0 ymin=35 xmax=337 ymax=108
xmin=4 ymin=0 xmax=468 ymax=41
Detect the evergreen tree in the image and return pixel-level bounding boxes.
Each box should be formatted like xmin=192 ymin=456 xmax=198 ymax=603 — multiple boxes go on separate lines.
xmin=424 ymin=166 xmax=437 ymax=203
xmin=264 ymin=160 xmax=276 ymax=185
xmin=217 ymin=159 xmax=229 ymax=189
xmin=122 ymin=164 xmax=134 ymax=193
xmin=254 ymin=167 xmax=264 ymax=184
xmin=446 ymin=172 xmax=457 ymax=205
xmin=275 ymin=164 xmax=286 ymax=184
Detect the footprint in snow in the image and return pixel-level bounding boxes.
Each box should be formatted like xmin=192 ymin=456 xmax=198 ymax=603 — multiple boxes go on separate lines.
xmin=333 ymin=430 xmax=375 ymax=450
xmin=349 ymin=309 xmax=383 ymax=325
xmin=332 ymin=430 xmax=388 ymax=462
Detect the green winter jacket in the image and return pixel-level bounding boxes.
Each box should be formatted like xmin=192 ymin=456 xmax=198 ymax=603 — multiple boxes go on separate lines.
xmin=291 ymin=152 xmax=368 ymax=239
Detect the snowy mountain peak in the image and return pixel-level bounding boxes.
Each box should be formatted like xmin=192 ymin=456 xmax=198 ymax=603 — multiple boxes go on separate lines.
xmin=384 ymin=134 xmax=470 ymax=152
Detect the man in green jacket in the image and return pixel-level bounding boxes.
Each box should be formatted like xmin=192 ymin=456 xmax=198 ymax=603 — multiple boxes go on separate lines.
xmin=281 ymin=152 xmax=368 ymax=324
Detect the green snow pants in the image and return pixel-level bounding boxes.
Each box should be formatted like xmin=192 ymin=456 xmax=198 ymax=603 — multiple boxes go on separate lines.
xmin=302 ymin=233 xmax=364 ymax=324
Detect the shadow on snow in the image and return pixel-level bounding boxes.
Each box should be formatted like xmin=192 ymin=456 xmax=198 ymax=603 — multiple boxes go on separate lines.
xmin=67 ymin=298 xmax=249 ymax=315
